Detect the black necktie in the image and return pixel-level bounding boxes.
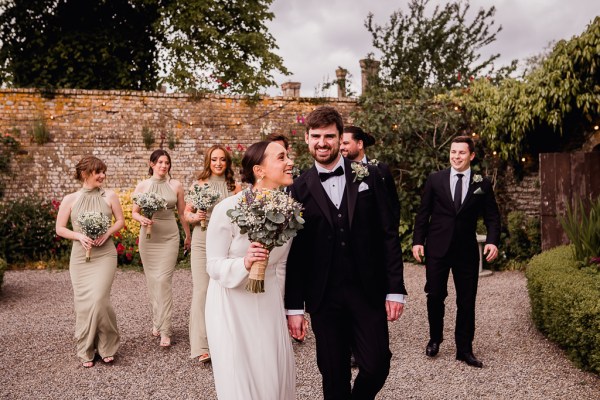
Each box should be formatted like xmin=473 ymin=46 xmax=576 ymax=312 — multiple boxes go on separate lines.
xmin=319 ymin=166 xmax=344 ymax=182
xmin=454 ymin=173 xmax=464 ymax=211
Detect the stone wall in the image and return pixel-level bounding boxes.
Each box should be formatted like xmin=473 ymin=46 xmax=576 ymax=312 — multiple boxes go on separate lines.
xmin=0 ymin=89 xmax=357 ymax=201
xmin=496 ymin=168 xmax=540 ymax=218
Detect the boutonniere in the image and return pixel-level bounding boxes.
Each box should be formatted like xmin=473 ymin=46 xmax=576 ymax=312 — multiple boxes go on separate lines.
xmin=473 ymin=174 xmax=483 ymax=183
xmin=351 ymin=162 xmax=369 ymax=182
xmin=368 ymin=159 xmax=379 ymax=166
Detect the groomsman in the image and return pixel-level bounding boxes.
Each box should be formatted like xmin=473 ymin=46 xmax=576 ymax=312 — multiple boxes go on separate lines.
xmin=286 ymin=106 xmax=406 ymax=399
xmin=412 ymin=136 xmax=501 ymax=368
xmin=341 ymin=125 xmax=400 ymax=224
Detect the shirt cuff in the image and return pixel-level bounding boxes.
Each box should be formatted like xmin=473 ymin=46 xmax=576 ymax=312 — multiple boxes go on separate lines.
xmin=286 ymin=309 xmax=304 ymax=316
xmin=386 ymin=294 xmax=406 ymax=303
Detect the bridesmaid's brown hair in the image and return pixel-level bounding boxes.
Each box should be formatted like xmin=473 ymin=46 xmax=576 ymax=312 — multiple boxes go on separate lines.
xmin=74 ymin=156 xmax=107 ymax=181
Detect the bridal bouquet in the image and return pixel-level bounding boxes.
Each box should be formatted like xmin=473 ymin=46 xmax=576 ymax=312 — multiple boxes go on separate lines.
xmin=186 ymin=183 xmax=221 ymax=231
xmin=76 ymin=211 xmax=111 ymax=262
xmin=132 ymin=192 xmax=167 ymax=239
xmin=227 ymin=188 xmax=304 ymax=293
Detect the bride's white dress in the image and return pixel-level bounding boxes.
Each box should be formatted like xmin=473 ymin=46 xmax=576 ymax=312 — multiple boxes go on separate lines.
xmin=205 ymin=192 xmax=296 ymax=400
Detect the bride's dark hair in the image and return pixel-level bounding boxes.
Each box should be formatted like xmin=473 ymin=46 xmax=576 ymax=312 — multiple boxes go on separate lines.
xmin=240 ymin=141 xmax=270 ymax=185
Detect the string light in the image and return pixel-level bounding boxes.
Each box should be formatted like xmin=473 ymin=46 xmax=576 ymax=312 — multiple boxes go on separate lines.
xmin=521 ymin=157 xmax=526 ymax=163
xmin=594 ymin=125 xmax=599 ymax=130
xmin=492 ymin=151 xmax=497 ymax=156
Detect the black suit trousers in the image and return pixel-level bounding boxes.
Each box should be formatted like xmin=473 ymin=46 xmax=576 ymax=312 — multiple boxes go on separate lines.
xmin=310 ymin=281 xmax=391 ymax=400
xmin=424 ymin=247 xmax=479 ymax=353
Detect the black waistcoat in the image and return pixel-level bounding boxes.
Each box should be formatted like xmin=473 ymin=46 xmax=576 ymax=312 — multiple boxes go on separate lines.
xmin=325 ymin=189 xmax=356 ymax=286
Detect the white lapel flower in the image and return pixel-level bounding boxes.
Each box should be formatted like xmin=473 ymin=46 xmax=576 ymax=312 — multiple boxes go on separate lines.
xmin=473 ymin=174 xmax=483 ymax=183
xmin=351 ymin=162 xmax=369 ymax=182
xmin=368 ymin=159 xmax=379 ymax=166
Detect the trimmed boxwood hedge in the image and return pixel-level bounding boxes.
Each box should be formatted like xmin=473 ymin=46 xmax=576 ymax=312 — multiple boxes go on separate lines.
xmin=526 ymin=246 xmax=600 ymax=374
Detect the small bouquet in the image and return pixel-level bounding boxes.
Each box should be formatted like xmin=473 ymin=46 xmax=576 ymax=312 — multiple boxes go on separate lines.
xmin=132 ymin=192 xmax=167 ymax=239
xmin=185 ymin=183 xmax=222 ymax=231
xmin=76 ymin=211 xmax=111 ymax=262
xmin=227 ymin=188 xmax=304 ymax=293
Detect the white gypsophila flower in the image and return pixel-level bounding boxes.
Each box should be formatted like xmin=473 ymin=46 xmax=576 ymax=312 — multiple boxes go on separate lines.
xmin=186 ymin=183 xmax=221 ymax=210
xmin=351 ymin=162 xmax=369 ymax=182
xmin=132 ymin=192 xmax=167 ymax=218
xmin=77 ymin=211 xmax=110 ymax=240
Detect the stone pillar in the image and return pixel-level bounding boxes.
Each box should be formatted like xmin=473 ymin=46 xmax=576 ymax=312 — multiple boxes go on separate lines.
xmin=359 ymin=59 xmax=380 ymax=95
xmin=335 ymin=68 xmax=348 ymax=98
xmin=281 ymin=82 xmax=301 ymax=97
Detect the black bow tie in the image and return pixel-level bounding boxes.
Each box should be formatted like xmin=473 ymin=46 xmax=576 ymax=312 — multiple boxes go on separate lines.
xmin=319 ymin=166 xmax=344 ymax=182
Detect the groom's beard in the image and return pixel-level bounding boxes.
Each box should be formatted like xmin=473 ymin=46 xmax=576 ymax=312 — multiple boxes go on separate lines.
xmin=310 ymin=144 xmax=340 ymax=166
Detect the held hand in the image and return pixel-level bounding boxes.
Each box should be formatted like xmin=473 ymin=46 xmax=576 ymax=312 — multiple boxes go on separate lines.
xmin=140 ymin=217 xmax=153 ymax=227
xmin=287 ymin=315 xmax=306 ymax=341
xmin=412 ymin=245 xmax=424 ymax=263
xmin=197 ymin=210 xmax=207 ymax=221
xmin=243 ymin=242 xmax=268 ymax=271
xmin=93 ymin=232 xmax=111 ymax=247
xmin=77 ymin=233 xmax=93 ymax=250
xmin=386 ymin=300 xmax=404 ymax=322
xmin=183 ymin=236 xmax=191 ymax=251
xmin=484 ymin=244 xmax=499 ymax=262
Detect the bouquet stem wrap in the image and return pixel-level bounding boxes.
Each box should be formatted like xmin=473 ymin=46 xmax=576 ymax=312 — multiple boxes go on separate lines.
xmin=246 ymin=252 xmax=269 ymax=293
xmin=227 ymin=188 xmax=305 ymax=294
xmin=200 ymin=211 xmax=207 ymax=231
xmin=146 ymin=221 xmax=153 ymax=239
xmin=85 ymin=248 xmax=92 ymax=263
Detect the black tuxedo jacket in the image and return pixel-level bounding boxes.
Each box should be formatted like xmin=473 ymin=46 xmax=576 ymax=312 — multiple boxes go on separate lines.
xmin=369 ymin=159 xmax=400 ymax=225
xmin=285 ymin=157 xmax=406 ymax=314
xmin=412 ymin=168 xmax=501 ymax=260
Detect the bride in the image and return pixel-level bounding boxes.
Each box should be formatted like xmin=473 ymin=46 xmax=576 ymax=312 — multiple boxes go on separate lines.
xmin=205 ymin=141 xmax=298 ymax=399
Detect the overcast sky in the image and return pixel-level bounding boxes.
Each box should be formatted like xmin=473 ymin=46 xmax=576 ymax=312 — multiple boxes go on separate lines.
xmin=265 ymin=0 xmax=599 ymax=97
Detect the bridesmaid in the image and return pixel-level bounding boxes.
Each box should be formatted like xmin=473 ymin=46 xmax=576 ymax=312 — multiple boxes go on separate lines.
xmin=55 ymin=155 xmax=125 ymax=368
xmin=132 ymin=149 xmax=191 ymax=347
xmin=185 ymin=145 xmax=241 ymax=363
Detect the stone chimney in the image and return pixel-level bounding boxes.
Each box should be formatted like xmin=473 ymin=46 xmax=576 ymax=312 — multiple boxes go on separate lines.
xmin=359 ymin=59 xmax=380 ymax=95
xmin=335 ymin=68 xmax=348 ymax=98
xmin=281 ymin=82 xmax=301 ymax=97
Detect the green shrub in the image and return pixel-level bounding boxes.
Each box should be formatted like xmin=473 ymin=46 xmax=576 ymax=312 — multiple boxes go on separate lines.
xmin=526 ymin=246 xmax=600 ymax=374
xmin=30 ymin=118 xmax=50 ymax=145
xmin=560 ymin=196 xmax=600 ymax=270
xmin=141 ymin=126 xmax=155 ymax=149
xmin=0 ymin=257 xmax=6 ymax=291
xmin=498 ymin=211 xmax=541 ymax=270
xmin=0 ymin=197 xmax=70 ymax=264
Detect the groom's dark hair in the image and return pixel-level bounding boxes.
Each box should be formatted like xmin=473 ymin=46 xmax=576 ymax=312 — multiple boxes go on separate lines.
xmin=305 ymin=106 xmax=343 ymax=136
xmin=451 ymin=136 xmax=475 ymax=153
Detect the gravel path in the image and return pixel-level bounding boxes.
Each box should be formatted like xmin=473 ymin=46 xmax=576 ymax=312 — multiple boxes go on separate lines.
xmin=1 ymin=264 xmax=598 ymax=399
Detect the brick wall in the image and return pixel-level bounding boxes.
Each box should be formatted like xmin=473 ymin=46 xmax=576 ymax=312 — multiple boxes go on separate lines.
xmin=496 ymin=168 xmax=540 ymax=218
xmin=0 ymin=89 xmax=357 ymax=201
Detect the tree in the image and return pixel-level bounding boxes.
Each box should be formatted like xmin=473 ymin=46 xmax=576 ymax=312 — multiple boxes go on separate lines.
xmin=365 ymin=0 xmax=514 ymax=91
xmin=352 ymin=0 xmax=510 ymax=254
xmin=0 ymin=0 xmax=288 ymax=94
xmin=455 ymin=16 xmax=600 ymax=161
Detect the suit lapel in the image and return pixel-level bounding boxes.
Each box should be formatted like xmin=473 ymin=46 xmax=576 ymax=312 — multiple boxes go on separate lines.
xmin=442 ymin=169 xmax=453 ymax=206
xmin=344 ymin=158 xmax=358 ymax=228
xmin=460 ymin=177 xmax=479 ymax=211
xmin=306 ymin=167 xmax=334 ymax=228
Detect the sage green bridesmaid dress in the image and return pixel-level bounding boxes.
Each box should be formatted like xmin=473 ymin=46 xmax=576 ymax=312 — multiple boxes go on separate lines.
xmin=69 ymin=187 xmax=120 ymax=363
xmin=138 ymin=176 xmax=179 ymax=338
xmin=189 ymin=174 xmax=233 ymax=359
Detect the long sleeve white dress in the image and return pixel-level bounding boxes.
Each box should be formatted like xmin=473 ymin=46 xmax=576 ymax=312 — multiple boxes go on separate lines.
xmin=205 ymin=192 xmax=296 ymax=400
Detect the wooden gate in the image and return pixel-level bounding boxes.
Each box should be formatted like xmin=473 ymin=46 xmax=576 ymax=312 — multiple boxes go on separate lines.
xmin=539 ymin=152 xmax=600 ymax=250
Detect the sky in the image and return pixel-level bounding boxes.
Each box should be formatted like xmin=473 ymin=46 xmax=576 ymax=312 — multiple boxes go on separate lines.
xmin=265 ymin=0 xmax=599 ymax=97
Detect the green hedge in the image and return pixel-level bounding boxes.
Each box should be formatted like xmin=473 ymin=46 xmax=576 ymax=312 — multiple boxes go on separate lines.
xmin=526 ymin=246 xmax=600 ymax=374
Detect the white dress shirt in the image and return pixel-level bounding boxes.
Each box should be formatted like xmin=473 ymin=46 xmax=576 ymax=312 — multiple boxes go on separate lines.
xmin=450 ymin=168 xmax=471 ymax=204
xmin=315 ymin=157 xmax=346 ymax=209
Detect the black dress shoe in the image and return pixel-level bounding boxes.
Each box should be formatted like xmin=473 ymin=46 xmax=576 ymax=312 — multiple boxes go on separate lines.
xmin=425 ymin=340 xmax=440 ymax=357
xmin=456 ymin=352 xmax=483 ymax=368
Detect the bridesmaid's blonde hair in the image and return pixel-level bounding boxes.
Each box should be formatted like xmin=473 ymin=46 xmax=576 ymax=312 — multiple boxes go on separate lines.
xmin=197 ymin=145 xmax=236 ymax=192
xmin=74 ymin=156 xmax=107 ymax=181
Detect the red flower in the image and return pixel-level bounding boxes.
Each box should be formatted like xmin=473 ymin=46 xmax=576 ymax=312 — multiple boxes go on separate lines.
xmin=135 ymin=237 xmax=139 ymax=245
xmin=125 ymin=252 xmax=133 ymax=261
xmin=226 ymin=145 xmax=232 ymax=152
xmin=113 ymin=231 xmax=122 ymax=239
xmin=237 ymin=143 xmax=244 ymax=151
xmin=51 ymin=199 xmax=61 ymax=211
xmin=457 ymin=72 xmax=461 ymax=81
xmin=116 ymin=243 xmax=125 ymax=255
xmin=291 ymin=130 xmax=297 ymax=136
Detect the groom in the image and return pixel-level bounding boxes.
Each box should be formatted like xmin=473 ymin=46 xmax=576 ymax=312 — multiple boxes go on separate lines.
xmin=412 ymin=136 xmax=501 ymax=368
xmin=285 ymin=106 xmax=406 ymax=399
